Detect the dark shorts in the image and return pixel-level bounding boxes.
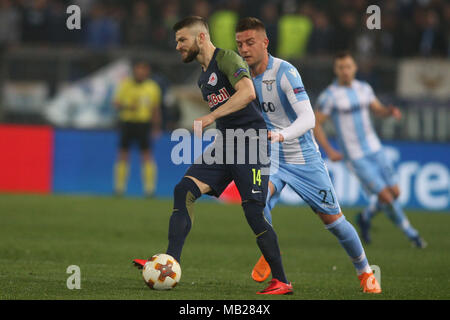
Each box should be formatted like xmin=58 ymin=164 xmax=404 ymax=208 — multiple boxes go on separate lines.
xmin=185 ymin=134 xmax=270 ymax=205
xmin=119 ymin=121 xmax=152 ymax=151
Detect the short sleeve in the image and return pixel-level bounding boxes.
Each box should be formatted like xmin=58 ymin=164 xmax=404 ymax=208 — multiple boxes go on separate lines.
xmin=150 ymin=81 xmax=162 ymax=107
xmin=316 ymin=89 xmax=334 ymax=115
xmin=365 ymin=83 xmax=376 ymax=104
xmin=216 ymin=49 xmax=251 ymax=88
xmin=114 ymin=79 xmax=129 ymax=104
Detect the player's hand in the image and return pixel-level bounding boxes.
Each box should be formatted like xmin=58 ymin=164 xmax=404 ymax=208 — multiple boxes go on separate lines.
xmin=388 ymin=105 xmax=402 ymax=121
xmin=327 ymin=149 xmax=344 ymax=162
xmin=193 ymin=114 xmax=215 ymax=137
xmin=268 ymin=131 xmax=284 ymax=143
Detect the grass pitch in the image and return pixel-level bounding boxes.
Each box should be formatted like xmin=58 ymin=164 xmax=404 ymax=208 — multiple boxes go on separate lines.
xmin=0 ymin=194 xmax=449 ymax=300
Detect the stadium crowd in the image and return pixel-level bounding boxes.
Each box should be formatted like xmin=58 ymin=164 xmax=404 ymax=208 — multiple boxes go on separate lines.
xmin=0 ymin=0 xmax=449 ymax=58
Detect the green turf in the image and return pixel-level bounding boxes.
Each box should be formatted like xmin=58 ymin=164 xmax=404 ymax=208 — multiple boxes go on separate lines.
xmin=0 ymin=194 xmax=449 ymax=300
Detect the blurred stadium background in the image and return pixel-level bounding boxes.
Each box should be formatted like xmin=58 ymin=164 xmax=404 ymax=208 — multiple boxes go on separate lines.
xmin=0 ymin=0 xmax=449 ymax=211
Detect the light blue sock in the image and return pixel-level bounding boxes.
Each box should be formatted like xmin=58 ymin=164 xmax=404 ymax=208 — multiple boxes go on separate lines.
xmin=326 ymin=215 xmax=371 ymax=274
xmin=381 ymin=200 xmax=419 ymax=240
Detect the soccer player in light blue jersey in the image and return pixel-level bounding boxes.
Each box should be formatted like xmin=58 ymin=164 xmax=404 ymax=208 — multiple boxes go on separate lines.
xmin=235 ymin=17 xmax=381 ymax=293
xmin=314 ymin=51 xmax=426 ymax=248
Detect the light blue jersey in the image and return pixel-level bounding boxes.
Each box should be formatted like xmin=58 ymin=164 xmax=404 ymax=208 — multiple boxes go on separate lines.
xmin=253 ymin=55 xmax=321 ymax=164
xmin=317 ymin=80 xmax=381 ymax=160
xmin=253 ymin=55 xmax=340 ymax=215
xmin=317 ymin=79 xmax=396 ymax=195
xmin=252 ymin=57 xmax=373 ymax=274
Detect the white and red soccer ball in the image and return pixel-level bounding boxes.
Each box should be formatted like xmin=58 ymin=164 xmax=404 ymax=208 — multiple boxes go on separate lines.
xmin=142 ymin=253 xmax=181 ymax=290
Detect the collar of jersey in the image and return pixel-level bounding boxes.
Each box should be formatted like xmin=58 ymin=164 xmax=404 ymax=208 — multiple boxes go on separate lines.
xmin=253 ymin=54 xmax=274 ymax=80
xmin=267 ymin=54 xmax=274 ymax=70
xmin=202 ymin=48 xmax=220 ymax=73
xmin=333 ymin=78 xmax=356 ymax=88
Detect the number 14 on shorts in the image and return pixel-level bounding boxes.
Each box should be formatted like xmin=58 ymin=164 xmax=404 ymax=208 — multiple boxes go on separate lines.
xmin=252 ymin=168 xmax=262 ymax=186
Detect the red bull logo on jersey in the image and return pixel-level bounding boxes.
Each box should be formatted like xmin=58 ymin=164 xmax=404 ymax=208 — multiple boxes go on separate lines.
xmin=207 ymin=87 xmax=231 ymax=108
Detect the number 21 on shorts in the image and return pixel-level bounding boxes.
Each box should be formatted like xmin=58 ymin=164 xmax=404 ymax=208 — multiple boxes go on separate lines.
xmin=252 ymin=168 xmax=262 ymax=186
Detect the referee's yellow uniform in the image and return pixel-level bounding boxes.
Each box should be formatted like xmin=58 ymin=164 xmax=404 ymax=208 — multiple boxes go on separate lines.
xmin=115 ymin=77 xmax=161 ymax=124
xmin=114 ymin=77 xmax=161 ymax=196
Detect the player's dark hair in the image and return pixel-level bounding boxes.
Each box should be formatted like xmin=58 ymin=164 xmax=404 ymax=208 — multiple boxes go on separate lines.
xmin=235 ymin=17 xmax=266 ymax=33
xmin=334 ymin=50 xmax=354 ymax=61
xmin=173 ymin=16 xmax=209 ymax=32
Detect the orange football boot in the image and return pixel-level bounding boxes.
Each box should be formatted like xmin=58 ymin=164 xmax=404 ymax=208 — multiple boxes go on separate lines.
xmin=358 ymin=272 xmax=382 ymax=293
xmin=251 ymin=255 xmax=271 ymax=282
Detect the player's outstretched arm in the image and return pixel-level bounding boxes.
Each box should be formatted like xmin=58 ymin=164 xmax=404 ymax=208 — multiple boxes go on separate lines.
xmin=370 ymin=98 xmax=402 ymax=120
xmin=313 ymin=111 xmax=343 ymax=162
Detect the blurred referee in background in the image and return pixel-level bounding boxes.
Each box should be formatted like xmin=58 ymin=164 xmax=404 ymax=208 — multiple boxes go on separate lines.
xmin=113 ymin=59 xmax=162 ymax=197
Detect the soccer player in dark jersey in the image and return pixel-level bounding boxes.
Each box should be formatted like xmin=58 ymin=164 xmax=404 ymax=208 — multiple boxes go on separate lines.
xmin=133 ymin=16 xmax=292 ymax=295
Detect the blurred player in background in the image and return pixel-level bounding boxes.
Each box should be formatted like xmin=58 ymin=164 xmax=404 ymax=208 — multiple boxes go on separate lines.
xmin=134 ymin=16 xmax=292 ymax=295
xmin=235 ymin=18 xmax=381 ymax=294
xmin=314 ymin=51 xmax=426 ymax=248
xmin=113 ymin=60 xmax=162 ymax=197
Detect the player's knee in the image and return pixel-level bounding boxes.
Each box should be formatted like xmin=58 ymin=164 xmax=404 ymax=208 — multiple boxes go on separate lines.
xmin=173 ymin=177 xmax=202 ymax=209
xmin=378 ymin=188 xmax=393 ymax=204
xmin=242 ymin=200 xmax=267 ymax=235
xmin=268 ymin=182 xmax=276 ymax=198
xmin=242 ymin=199 xmax=265 ymax=216
xmin=318 ymin=211 xmax=343 ymax=225
xmin=390 ymin=186 xmax=400 ymax=199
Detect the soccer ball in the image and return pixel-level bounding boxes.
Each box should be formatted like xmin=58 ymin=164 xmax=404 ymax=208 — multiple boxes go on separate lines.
xmin=142 ymin=253 xmax=181 ymax=290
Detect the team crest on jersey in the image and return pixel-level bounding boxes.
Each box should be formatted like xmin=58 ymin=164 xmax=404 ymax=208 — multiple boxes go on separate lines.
xmin=207 ymin=87 xmax=230 ymax=108
xmin=208 ymin=72 xmax=218 ymax=86
xmin=262 ymin=79 xmax=276 ymax=91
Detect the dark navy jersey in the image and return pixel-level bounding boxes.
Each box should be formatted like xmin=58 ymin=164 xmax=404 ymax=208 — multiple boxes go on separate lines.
xmin=197 ymin=48 xmax=266 ymax=131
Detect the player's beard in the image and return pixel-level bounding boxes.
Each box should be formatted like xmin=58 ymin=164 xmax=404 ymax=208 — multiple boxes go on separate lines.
xmin=182 ymin=43 xmax=200 ymax=63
